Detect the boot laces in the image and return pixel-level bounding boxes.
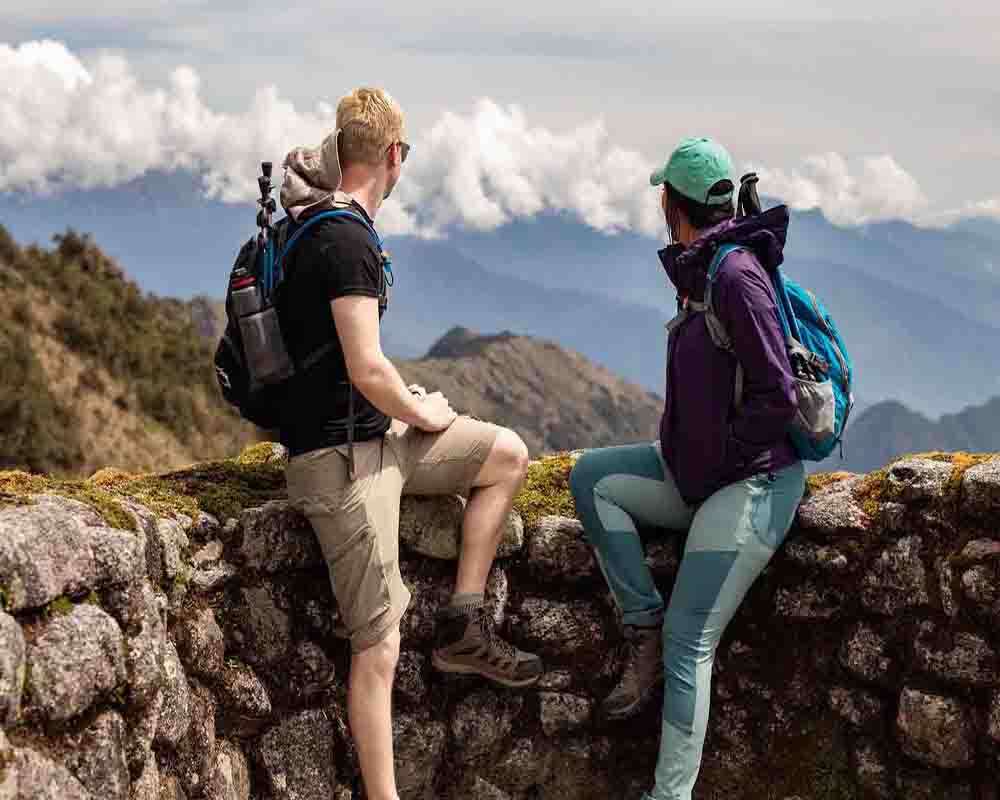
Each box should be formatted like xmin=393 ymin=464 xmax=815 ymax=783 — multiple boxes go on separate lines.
xmin=477 ymin=606 xmax=517 ymax=661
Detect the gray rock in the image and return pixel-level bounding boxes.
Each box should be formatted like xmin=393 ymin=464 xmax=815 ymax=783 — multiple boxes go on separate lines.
xmin=129 ymin=751 xmax=160 ymax=800
xmin=795 ymin=475 xmax=869 ymax=535
xmin=174 ymin=607 xmax=225 ymax=680
xmin=783 ymin=541 xmax=849 ymax=572
xmin=989 ymin=691 xmax=1000 ymax=744
xmin=59 ymin=710 xmax=130 ymax=800
xmin=7 ymin=747 xmax=93 ymax=800
xmin=161 ymin=775 xmax=188 ymax=800
xmin=394 ymin=651 xmax=428 ymax=707
xmin=839 ymin=623 xmax=895 ymax=686
xmin=394 ymin=711 xmax=446 ymax=799
xmin=486 ymin=567 xmax=509 ymax=629
xmin=895 ymin=770 xmax=975 ymax=800
xmin=512 ymin=598 xmax=608 ymax=666
xmin=398 ymin=496 xmax=523 ymax=560
xmin=144 ymin=516 xmax=190 ymax=587
xmin=539 ymin=693 xmax=591 ymax=736
xmin=237 ymin=501 xmax=322 ymax=574
xmin=536 ymin=669 xmax=574 ymax=692
xmin=527 ymin=516 xmax=597 ymax=581
xmin=0 ymin=495 xmax=144 ymax=612
xmin=215 ymin=661 xmax=272 ymax=735
xmin=496 ymin=509 xmax=525 ymax=559
xmin=0 ymin=730 xmax=14 ymax=800
xmin=914 ymin=621 xmax=999 ymax=686
xmin=536 ymin=736 xmax=612 ymax=800
xmin=192 ymin=540 xmax=225 ymax=568
xmin=187 ymin=511 xmax=221 ymax=541
xmin=175 ymin=680 xmax=217 ymax=796
xmin=124 ymin=583 xmax=167 ymax=706
xmin=205 ymin=740 xmax=251 ymax=800
xmin=258 ymin=709 xmax=339 ymax=800
xmin=126 ymin=688 xmax=162 ymax=775
xmin=450 ymin=690 xmax=523 ymax=763
xmin=961 ymin=458 xmax=1000 ymax=517
xmin=896 ymin=688 xmax=975 ymax=769
xmin=829 ymin=686 xmax=885 ymax=727
xmin=886 ymin=458 xmax=953 ymax=503
xmin=774 ymin=582 xmax=843 ymax=619
xmin=861 ymin=536 xmax=929 ymax=616
xmin=231 ymin=584 xmax=292 ymax=666
xmin=447 ymin=776 xmax=512 ymax=800
xmin=0 ymin=611 xmax=26 ymax=726
xmin=156 ymin=641 xmax=191 ymax=747
xmin=130 ymin=753 xmax=160 ymax=800
xmin=27 ymin=604 xmax=126 ymax=722
xmin=398 ymin=494 xmax=463 ymax=559
xmin=852 ymin=739 xmax=892 ymax=799
xmin=938 ymin=558 xmax=959 ymax=617
xmin=645 ymin=538 xmax=680 ymax=579
xmin=189 ymin=563 xmax=239 ymax=594
xmin=959 ymin=539 xmax=1000 ymax=561
xmin=961 ymin=564 xmax=999 ymax=608
xmin=399 ymin=571 xmax=450 ymax=647
xmin=488 ymin=735 xmax=553 ymax=794
xmin=286 ymin=641 xmax=338 ymax=701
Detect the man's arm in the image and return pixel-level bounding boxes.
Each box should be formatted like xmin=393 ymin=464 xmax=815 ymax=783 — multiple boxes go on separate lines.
xmin=332 ymin=296 xmax=456 ymax=431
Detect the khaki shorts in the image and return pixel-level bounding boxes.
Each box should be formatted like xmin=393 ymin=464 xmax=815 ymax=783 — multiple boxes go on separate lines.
xmin=285 ymin=416 xmax=501 ymax=653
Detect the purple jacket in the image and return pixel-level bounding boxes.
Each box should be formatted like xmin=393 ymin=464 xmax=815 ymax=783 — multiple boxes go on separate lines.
xmin=659 ymin=206 xmax=799 ymax=505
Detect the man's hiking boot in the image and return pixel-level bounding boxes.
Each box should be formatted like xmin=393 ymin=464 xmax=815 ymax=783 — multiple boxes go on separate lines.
xmin=432 ymin=605 xmax=543 ymax=688
xmin=601 ymin=624 xmax=663 ymax=720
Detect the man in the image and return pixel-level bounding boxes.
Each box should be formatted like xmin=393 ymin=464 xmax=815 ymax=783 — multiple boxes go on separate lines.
xmin=277 ymin=88 xmax=542 ymax=800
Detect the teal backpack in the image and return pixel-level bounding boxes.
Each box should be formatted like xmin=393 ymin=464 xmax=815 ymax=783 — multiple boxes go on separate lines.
xmin=701 ymin=243 xmax=854 ymax=462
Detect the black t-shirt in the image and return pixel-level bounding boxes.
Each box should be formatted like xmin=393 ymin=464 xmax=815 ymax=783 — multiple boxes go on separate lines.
xmin=275 ymin=203 xmax=391 ymax=456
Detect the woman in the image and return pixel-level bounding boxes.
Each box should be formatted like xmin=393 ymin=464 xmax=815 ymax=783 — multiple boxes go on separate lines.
xmin=569 ymin=137 xmax=806 ymax=800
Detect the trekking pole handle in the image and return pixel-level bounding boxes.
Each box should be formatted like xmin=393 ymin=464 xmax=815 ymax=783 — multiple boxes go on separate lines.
xmin=738 ymin=172 xmax=762 ymax=217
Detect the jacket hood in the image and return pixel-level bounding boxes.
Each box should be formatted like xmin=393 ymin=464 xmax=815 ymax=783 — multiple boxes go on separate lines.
xmin=658 ymin=205 xmax=790 ymax=298
xmin=280 ymin=129 xmax=356 ymax=222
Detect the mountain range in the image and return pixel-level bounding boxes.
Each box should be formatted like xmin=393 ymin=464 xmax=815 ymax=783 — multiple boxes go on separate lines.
xmin=840 ymin=396 xmax=1000 ymax=474
xmin=0 ymin=226 xmax=659 ymax=477
xmin=3 ymin=171 xmax=998 ymax=421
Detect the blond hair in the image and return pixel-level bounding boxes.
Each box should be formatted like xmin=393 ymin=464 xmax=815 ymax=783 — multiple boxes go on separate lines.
xmin=336 ymin=87 xmax=404 ymax=167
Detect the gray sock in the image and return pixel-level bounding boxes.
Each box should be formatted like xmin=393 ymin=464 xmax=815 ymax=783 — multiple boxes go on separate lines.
xmin=449 ymin=592 xmax=485 ymax=616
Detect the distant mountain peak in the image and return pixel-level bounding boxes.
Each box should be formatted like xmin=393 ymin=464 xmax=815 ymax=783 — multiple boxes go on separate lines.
xmin=424 ymin=326 xmax=519 ymax=359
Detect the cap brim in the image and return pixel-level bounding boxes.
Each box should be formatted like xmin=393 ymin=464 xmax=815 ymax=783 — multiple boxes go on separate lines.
xmin=649 ymin=166 xmax=669 ymax=187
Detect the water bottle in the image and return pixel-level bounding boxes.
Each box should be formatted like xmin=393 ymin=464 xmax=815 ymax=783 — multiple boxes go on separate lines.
xmin=229 ymin=266 xmax=294 ymax=386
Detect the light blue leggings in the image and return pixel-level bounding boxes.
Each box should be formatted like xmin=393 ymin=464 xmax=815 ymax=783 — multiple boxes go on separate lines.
xmin=569 ymin=443 xmax=805 ymax=800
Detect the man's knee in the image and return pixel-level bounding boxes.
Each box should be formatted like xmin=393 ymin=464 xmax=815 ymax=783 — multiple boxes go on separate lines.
xmin=491 ymin=428 xmax=530 ymax=483
xmin=353 ymin=627 xmax=401 ymax=681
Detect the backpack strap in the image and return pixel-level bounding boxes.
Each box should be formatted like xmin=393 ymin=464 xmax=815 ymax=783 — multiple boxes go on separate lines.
xmin=703 ymin=244 xmax=747 ymax=409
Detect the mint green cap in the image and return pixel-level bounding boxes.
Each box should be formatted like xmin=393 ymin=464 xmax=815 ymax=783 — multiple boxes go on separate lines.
xmin=650 ymin=137 xmax=734 ymax=206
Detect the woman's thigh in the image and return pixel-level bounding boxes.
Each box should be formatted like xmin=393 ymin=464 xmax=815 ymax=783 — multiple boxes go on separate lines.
xmin=571 ymin=443 xmax=694 ymax=531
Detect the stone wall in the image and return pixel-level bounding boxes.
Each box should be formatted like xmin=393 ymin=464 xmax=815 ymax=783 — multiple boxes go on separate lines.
xmin=1 ymin=452 xmax=999 ymax=800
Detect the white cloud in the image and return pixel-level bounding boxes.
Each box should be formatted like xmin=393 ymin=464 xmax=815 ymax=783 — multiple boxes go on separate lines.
xmin=754 ymin=152 xmax=930 ymax=226
xmin=1 ymin=39 xmax=993 ymax=238
xmin=0 ymin=40 xmax=336 ymax=199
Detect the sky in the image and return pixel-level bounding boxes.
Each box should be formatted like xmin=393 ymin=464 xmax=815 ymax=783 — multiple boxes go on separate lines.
xmin=2 ymin=1 xmax=999 ymax=237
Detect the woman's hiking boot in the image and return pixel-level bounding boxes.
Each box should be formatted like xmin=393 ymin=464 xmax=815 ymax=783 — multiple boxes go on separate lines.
xmin=601 ymin=624 xmax=663 ymax=720
xmin=432 ymin=605 xmax=543 ymax=688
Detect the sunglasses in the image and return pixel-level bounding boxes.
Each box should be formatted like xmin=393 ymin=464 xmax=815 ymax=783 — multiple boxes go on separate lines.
xmin=390 ymin=141 xmax=410 ymax=163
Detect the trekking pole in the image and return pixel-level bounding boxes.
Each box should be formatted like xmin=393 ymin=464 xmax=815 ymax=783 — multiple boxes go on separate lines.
xmin=256 ymin=162 xmax=278 ymax=295
xmin=737 ymin=172 xmax=762 ymax=218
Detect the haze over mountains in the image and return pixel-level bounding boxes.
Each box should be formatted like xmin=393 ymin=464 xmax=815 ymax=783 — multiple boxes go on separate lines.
xmin=0 ymin=225 xmax=659 ymax=476
xmin=2 ymin=170 xmax=999 ymax=425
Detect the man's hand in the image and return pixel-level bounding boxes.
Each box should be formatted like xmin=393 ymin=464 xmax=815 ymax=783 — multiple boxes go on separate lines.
xmin=417 ymin=391 xmax=457 ymax=432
